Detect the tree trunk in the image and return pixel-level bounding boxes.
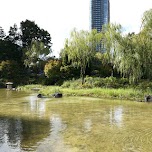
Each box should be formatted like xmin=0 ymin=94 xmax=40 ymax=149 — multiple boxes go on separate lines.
xmin=81 ymin=74 xmax=85 ymax=85
xmin=81 ymin=67 xmax=85 ymax=85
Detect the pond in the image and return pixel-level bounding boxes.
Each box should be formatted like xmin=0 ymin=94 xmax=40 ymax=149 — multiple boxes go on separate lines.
xmin=0 ymin=89 xmax=152 ymax=152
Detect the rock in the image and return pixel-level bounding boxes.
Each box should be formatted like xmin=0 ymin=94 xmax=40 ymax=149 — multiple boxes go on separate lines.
xmin=37 ymin=94 xmax=43 ymax=98
xmin=144 ymin=95 xmax=152 ymax=102
xmin=37 ymin=93 xmax=63 ymax=98
xmin=52 ymin=93 xmax=62 ymax=98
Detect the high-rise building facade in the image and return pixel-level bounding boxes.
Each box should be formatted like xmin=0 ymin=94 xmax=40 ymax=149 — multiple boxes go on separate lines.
xmin=91 ymin=0 xmax=110 ymax=32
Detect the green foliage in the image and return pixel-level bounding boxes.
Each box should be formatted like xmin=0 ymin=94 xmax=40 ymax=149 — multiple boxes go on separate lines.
xmin=60 ymin=65 xmax=80 ymax=80
xmin=61 ymin=79 xmax=82 ymax=89
xmin=0 ymin=10 xmax=152 ymax=86
xmin=20 ymin=19 xmax=52 ymax=49
xmin=0 ymin=60 xmax=24 ymax=85
xmin=61 ymin=76 xmax=129 ymax=89
xmin=61 ymin=29 xmax=102 ymax=84
xmin=5 ymin=24 xmax=21 ymax=44
xmin=44 ymin=59 xmax=62 ymax=85
xmin=141 ymin=9 xmax=152 ymax=30
xmin=20 ymin=84 xmax=148 ymax=101
xmin=23 ymin=40 xmax=50 ymax=67
xmin=20 ymin=19 xmax=52 ymax=80
xmin=134 ymin=80 xmax=152 ymax=92
xmin=39 ymin=86 xmax=62 ymax=96
xmin=114 ymin=33 xmax=143 ymax=84
xmin=102 ymin=9 xmax=152 ymax=84
xmin=0 ymin=39 xmax=22 ymax=62
xmin=89 ymin=52 xmax=112 ymax=77
xmin=60 ymin=49 xmax=80 ymax=80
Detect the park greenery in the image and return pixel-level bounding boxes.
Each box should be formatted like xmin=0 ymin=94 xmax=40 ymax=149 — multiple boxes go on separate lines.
xmin=0 ymin=9 xmax=152 ymax=100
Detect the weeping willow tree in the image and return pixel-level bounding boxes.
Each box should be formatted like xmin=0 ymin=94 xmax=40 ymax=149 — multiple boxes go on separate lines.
xmin=115 ymin=33 xmax=143 ymax=84
xmin=102 ymin=23 xmax=123 ymax=76
xmin=104 ymin=28 xmax=148 ymax=84
xmin=138 ymin=9 xmax=152 ymax=79
xmin=103 ymin=9 xmax=152 ymax=84
xmin=62 ymin=29 xmax=102 ymax=84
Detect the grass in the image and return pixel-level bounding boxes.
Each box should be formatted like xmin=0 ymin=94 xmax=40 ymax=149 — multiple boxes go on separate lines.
xmin=18 ymin=84 xmax=148 ymax=101
xmin=17 ymin=77 xmax=152 ymax=101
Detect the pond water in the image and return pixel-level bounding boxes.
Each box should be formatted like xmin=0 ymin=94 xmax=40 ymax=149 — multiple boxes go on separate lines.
xmin=0 ymin=89 xmax=152 ymax=152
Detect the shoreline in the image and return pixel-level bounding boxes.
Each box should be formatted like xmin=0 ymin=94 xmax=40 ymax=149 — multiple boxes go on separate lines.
xmin=17 ymin=84 xmax=149 ymax=102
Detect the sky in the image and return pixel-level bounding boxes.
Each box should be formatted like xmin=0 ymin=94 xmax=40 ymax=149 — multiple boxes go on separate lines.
xmin=0 ymin=0 xmax=152 ymax=57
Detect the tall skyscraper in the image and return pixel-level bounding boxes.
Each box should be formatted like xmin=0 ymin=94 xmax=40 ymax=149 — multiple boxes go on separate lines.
xmin=91 ymin=0 xmax=110 ymax=32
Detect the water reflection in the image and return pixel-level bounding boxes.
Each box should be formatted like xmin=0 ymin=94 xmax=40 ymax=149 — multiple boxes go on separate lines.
xmin=109 ymin=106 xmax=123 ymax=127
xmin=0 ymin=118 xmax=22 ymax=152
xmin=0 ymin=117 xmax=51 ymax=152
xmin=84 ymin=119 xmax=92 ymax=132
xmin=0 ymin=90 xmax=152 ymax=152
xmin=29 ymin=96 xmax=46 ymax=117
xmin=37 ymin=115 xmax=70 ymax=152
xmin=6 ymin=90 xmax=12 ymax=99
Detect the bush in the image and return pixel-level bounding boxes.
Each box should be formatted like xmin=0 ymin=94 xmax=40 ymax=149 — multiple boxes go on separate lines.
xmin=61 ymin=79 xmax=82 ymax=89
xmin=61 ymin=76 xmax=129 ymax=89
xmin=134 ymin=80 xmax=152 ymax=92
xmin=0 ymin=79 xmax=5 ymax=88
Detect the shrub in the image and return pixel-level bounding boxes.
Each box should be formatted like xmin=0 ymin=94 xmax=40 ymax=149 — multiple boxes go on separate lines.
xmin=61 ymin=76 xmax=129 ymax=89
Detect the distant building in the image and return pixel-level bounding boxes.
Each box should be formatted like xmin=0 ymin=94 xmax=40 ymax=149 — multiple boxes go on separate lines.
xmin=90 ymin=0 xmax=110 ymax=32
xmin=90 ymin=0 xmax=110 ymax=52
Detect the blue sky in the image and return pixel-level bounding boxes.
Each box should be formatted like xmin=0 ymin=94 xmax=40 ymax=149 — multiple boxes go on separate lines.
xmin=0 ymin=0 xmax=152 ymax=57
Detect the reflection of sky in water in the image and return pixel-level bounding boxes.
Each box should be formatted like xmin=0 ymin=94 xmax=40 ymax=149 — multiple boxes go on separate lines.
xmin=109 ymin=106 xmax=123 ymax=127
xmin=0 ymin=112 xmax=70 ymax=152
xmin=84 ymin=119 xmax=92 ymax=132
xmin=29 ymin=96 xmax=46 ymax=117
xmin=0 ymin=119 xmax=22 ymax=152
xmin=37 ymin=115 xmax=71 ymax=152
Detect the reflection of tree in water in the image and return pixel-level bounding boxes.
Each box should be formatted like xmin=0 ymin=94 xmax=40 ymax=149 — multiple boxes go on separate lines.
xmin=0 ymin=118 xmax=8 ymax=146
xmin=53 ymin=101 xmax=124 ymax=151
xmin=0 ymin=117 xmax=50 ymax=151
xmin=7 ymin=118 xmax=22 ymax=145
xmin=0 ymin=117 xmax=22 ymax=151
xmin=20 ymin=118 xmax=50 ymax=150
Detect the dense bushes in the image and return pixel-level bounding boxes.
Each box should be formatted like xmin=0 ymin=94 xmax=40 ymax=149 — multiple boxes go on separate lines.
xmin=61 ymin=76 xmax=129 ymax=89
xmin=0 ymin=60 xmax=26 ymax=85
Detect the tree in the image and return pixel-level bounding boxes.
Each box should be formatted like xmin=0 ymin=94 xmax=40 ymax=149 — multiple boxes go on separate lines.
xmin=141 ymin=9 xmax=152 ymax=31
xmin=0 ymin=39 xmax=22 ymax=62
xmin=139 ymin=9 xmax=152 ymax=79
xmin=0 ymin=26 xmax=5 ymax=39
xmin=23 ymin=40 xmax=50 ymax=67
xmin=0 ymin=20 xmax=53 ymax=85
xmin=0 ymin=60 xmax=24 ymax=84
xmin=115 ymin=33 xmax=143 ymax=83
xmin=60 ymin=49 xmax=80 ymax=80
xmin=20 ymin=20 xmax=52 ymax=75
xmin=44 ymin=59 xmax=62 ymax=84
xmin=5 ymin=24 xmax=21 ymax=45
xmin=20 ymin=19 xmax=52 ymax=49
xmin=102 ymin=23 xmax=142 ymax=83
xmin=102 ymin=23 xmax=123 ymax=76
xmin=89 ymin=52 xmax=112 ymax=77
xmin=62 ymin=29 xmax=102 ymax=84
xmin=102 ymin=9 xmax=152 ymax=84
